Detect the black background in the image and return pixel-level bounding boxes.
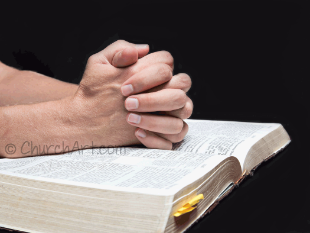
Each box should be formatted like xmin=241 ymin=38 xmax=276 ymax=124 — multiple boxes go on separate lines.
xmin=0 ymin=0 xmax=309 ymax=232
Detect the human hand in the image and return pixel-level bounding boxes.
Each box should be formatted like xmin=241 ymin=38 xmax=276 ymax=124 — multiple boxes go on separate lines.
xmin=106 ymin=41 xmax=193 ymax=149
xmin=73 ymin=40 xmax=192 ymax=149
xmin=0 ymin=40 xmax=193 ymax=159
xmin=119 ymin=67 xmax=192 ymax=150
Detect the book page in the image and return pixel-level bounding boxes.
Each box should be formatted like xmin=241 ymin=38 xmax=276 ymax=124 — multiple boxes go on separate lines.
xmin=174 ymin=119 xmax=281 ymax=169
xmin=0 ymin=148 xmax=227 ymax=196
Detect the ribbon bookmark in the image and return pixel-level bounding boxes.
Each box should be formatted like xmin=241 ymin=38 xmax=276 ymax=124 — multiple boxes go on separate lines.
xmin=174 ymin=194 xmax=204 ymax=217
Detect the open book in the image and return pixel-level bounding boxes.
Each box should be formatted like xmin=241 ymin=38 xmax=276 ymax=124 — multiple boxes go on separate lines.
xmin=0 ymin=119 xmax=290 ymax=233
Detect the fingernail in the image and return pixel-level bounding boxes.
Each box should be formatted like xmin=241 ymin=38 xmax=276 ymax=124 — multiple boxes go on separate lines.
xmin=135 ymin=44 xmax=148 ymax=48
xmin=121 ymin=84 xmax=133 ymax=96
xmin=126 ymin=98 xmax=139 ymax=110
xmin=137 ymin=129 xmax=146 ymax=138
xmin=128 ymin=113 xmax=141 ymax=124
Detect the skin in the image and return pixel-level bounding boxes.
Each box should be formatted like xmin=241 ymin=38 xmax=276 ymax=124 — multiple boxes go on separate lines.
xmin=0 ymin=40 xmax=193 ymax=158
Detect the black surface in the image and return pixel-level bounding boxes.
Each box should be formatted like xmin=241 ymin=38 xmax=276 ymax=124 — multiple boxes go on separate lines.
xmin=0 ymin=1 xmax=309 ymax=232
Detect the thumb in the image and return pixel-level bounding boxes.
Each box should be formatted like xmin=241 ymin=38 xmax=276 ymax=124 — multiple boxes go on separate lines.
xmin=111 ymin=44 xmax=150 ymax=67
xmin=111 ymin=46 xmax=138 ymax=68
xmin=93 ymin=40 xmax=149 ymax=68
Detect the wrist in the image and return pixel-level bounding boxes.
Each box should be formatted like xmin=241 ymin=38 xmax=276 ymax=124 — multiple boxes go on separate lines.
xmin=17 ymin=70 xmax=79 ymax=101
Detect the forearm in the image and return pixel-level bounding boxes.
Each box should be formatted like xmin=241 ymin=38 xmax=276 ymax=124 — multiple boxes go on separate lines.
xmin=0 ymin=97 xmax=86 ymax=158
xmin=0 ymin=39 xmax=193 ymax=154
xmin=0 ymin=62 xmax=78 ymax=106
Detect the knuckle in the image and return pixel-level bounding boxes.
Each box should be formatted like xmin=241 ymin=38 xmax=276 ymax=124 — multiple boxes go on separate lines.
xmin=173 ymin=90 xmax=187 ymax=107
xmin=111 ymin=40 xmax=131 ymax=50
xmin=180 ymin=103 xmax=193 ymax=119
xmin=178 ymin=73 xmax=192 ymax=90
xmin=170 ymin=121 xmax=188 ymax=142
xmin=115 ymin=39 xmax=126 ymax=45
xmin=160 ymin=50 xmax=174 ymax=67
xmin=170 ymin=133 xmax=184 ymax=143
xmin=173 ymin=119 xmax=184 ymax=134
xmin=157 ymin=64 xmax=172 ymax=81
xmin=176 ymin=132 xmax=185 ymax=142
xmin=87 ymin=55 xmax=97 ymax=64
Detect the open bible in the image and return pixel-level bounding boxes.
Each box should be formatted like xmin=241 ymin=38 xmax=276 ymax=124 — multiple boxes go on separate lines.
xmin=0 ymin=119 xmax=291 ymax=233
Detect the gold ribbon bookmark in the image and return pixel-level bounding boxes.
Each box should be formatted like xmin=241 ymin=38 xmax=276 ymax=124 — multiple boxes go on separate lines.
xmin=174 ymin=194 xmax=204 ymax=217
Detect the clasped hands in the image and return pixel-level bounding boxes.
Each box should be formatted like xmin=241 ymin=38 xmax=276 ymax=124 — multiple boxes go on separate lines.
xmin=0 ymin=40 xmax=193 ymax=158
xmin=74 ymin=40 xmax=193 ymax=150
